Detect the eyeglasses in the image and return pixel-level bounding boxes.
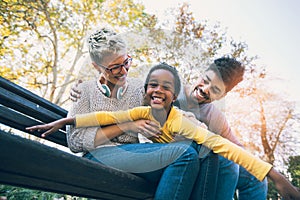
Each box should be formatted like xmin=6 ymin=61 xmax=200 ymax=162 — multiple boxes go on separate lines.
xmin=99 ymin=55 xmax=132 ymax=75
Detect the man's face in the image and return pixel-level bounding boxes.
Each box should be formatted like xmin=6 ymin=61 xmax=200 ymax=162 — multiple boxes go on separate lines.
xmin=189 ymin=70 xmax=226 ymax=104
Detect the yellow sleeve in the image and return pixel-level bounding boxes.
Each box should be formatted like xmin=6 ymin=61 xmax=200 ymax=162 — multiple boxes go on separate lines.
xmin=202 ymin=131 xmax=272 ymax=181
xmin=174 ymin=114 xmax=272 ymax=181
xmin=75 ymin=106 xmax=151 ymax=128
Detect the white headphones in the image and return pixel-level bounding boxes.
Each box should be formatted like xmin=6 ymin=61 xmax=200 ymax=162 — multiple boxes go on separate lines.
xmin=97 ymin=75 xmax=128 ymax=100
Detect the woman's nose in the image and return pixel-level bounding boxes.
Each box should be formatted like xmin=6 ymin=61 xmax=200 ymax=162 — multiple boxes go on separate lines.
xmin=120 ymin=66 xmax=128 ymax=75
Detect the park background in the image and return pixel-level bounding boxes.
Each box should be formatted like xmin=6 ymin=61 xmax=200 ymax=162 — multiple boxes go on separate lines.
xmin=0 ymin=0 xmax=299 ymax=199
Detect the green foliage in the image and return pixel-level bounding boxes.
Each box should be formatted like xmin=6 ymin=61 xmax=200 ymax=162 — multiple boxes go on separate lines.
xmin=0 ymin=0 xmax=248 ymax=105
xmin=0 ymin=0 xmax=158 ymax=105
xmin=288 ymin=155 xmax=300 ymax=187
xmin=267 ymin=180 xmax=281 ymax=199
xmin=0 ymin=184 xmax=87 ymax=200
xmin=0 ymin=0 xmax=299 ymax=198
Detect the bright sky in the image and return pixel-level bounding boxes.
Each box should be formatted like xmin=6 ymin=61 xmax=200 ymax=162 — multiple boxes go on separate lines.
xmin=142 ymin=0 xmax=300 ymax=103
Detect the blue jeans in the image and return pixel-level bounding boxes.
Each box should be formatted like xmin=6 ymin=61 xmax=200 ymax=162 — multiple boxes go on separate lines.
xmin=217 ymin=156 xmax=268 ymax=199
xmin=84 ymin=142 xmax=200 ymax=200
xmin=189 ymin=151 xmax=219 ymax=200
xmin=216 ymin=155 xmax=239 ymax=200
xmin=236 ymin=166 xmax=268 ymax=200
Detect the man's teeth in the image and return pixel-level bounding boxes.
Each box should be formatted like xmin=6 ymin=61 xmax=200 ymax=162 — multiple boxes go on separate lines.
xmin=195 ymin=88 xmax=208 ymax=100
xmin=196 ymin=88 xmax=203 ymax=97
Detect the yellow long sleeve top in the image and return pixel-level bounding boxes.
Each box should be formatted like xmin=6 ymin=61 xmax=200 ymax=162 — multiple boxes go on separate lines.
xmin=75 ymin=106 xmax=272 ymax=181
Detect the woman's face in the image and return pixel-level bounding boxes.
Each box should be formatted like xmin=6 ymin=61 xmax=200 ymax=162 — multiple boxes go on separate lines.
xmin=99 ymin=54 xmax=131 ymax=86
xmin=145 ymin=69 xmax=177 ymax=112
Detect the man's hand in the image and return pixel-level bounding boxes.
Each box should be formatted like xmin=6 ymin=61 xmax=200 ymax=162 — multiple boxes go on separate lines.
xmin=70 ymin=79 xmax=83 ymax=102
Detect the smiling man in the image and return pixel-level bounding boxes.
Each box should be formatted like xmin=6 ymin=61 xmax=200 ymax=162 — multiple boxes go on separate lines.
xmin=175 ymin=57 xmax=268 ymax=200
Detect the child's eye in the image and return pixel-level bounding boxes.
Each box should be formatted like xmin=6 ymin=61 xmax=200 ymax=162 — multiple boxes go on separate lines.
xmin=148 ymin=83 xmax=158 ymax=87
xmin=163 ymin=85 xmax=171 ymax=90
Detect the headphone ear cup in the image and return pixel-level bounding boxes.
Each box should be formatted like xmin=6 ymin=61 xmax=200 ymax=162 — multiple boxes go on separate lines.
xmin=101 ymin=84 xmax=111 ymax=97
xmin=116 ymin=87 xmax=123 ymax=100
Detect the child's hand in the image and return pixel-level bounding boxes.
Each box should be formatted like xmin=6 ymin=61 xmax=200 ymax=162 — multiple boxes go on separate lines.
xmin=268 ymin=168 xmax=300 ymax=200
xmin=26 ymin=118 xmax=70 ymax=138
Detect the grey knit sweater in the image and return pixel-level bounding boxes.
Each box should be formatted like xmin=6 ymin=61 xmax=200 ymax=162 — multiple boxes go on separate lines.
xmin=67 ymin=77 xmax=145 ymax=153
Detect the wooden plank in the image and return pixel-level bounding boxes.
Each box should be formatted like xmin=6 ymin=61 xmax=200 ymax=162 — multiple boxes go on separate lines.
xmin=0 ymin=76 xmax=67 ymax=116
xmin=0 ymin=105 xmax=67 ymax=146
xmin=0 ymin=87 xmax=66 ymax=123
xmin=0 ymin=131 xmax=155 ymax=199
xmin=0 ymin=172 xmax=139 ymax=200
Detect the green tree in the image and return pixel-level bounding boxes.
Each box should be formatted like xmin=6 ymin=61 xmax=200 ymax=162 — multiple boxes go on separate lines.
xmin=0 ymin=0 xmax=155 ymax=107
xmin=1 ymin=0 xmax=299 ymax=198
xmin=0 ymin=184 xmax=87 ymax=200
xmin=288 ymin=155 xmax=300 ymax=188
xmin=227 ymin=69 xmax=299 ymax=165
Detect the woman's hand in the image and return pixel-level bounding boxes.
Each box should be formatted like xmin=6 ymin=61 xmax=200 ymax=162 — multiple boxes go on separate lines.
xmin=26 ymin=118 xmax=74 ymax=138
xmin=125 ymin=119 xmax=161 ymax=139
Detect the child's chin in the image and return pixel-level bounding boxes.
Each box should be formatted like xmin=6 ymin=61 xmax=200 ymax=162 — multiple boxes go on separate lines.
xmin=151 ymin=103 xmax=164 ymax=110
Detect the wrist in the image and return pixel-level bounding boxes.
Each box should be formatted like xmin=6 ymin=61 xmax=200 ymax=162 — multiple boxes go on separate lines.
xmin=118 ymin=122 xmax=131 ymax=132
xmin=63 ymin=117 xmax=76 ymax=125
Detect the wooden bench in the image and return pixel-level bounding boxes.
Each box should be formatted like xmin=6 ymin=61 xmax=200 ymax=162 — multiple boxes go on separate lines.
xmin=0 ymin=76 xmax=155 ymax=200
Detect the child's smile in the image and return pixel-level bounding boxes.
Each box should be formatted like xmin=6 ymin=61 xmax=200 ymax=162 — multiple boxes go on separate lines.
xmin=145 ymin=69 xmax=176 ymax=113
xmin=151 ymin=95 xmax=165 ymax=104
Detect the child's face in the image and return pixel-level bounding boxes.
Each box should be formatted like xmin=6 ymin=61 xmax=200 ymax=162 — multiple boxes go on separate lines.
xmin=145 ymin=69 xmax=176 ymax=111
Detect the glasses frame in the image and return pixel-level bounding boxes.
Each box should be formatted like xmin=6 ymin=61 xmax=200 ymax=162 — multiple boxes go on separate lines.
xmin=99 ymin=55 xmax=132 ymax=75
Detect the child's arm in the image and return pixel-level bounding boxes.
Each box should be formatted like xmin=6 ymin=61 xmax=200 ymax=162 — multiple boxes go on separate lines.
xmin=26 ymin=106 xmax=151 ymax=137
xmin=26 ymin=117 xmax=75 ymax=137
xmin=74 ymin=106 xmax=151 ymax=127
xmin=171 ymin=114 xmax=300 ymax=199
xmin=177 ymin=116 xmax=272 ymax=181
xmin=267 ymin=168 xmax=300 ymax=199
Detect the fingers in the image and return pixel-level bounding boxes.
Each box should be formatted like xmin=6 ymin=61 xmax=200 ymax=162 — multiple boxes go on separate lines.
xmin=140 ymin=120 xmax=161 ymax=138
xmin=76 ymin=79 xmax=83 ymax=85
xmin=70 ymin=90 xmax=81 ymax=102
xmin=70 ymin=80 xmax=82 ymax=102
xmin=26 ymin=125 xmax=45 ymax=132
xmin=41 ymin=129 xmax=55 ymax=138
xmin=26 ymin=125 xmax=53 ymax=138
xmin=146 ymin=120 xmax=160 ymax=129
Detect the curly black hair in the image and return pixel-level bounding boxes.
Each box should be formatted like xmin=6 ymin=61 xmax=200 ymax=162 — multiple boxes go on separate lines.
xmin=144 ymin=62 xmax=181 ymax=96
xmin=207 ymin=57 xmax=245 ymax=92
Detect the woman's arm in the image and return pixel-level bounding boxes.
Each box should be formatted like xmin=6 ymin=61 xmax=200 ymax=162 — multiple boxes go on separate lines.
xmin=94 ymin=120 xmax=160 ymax=147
